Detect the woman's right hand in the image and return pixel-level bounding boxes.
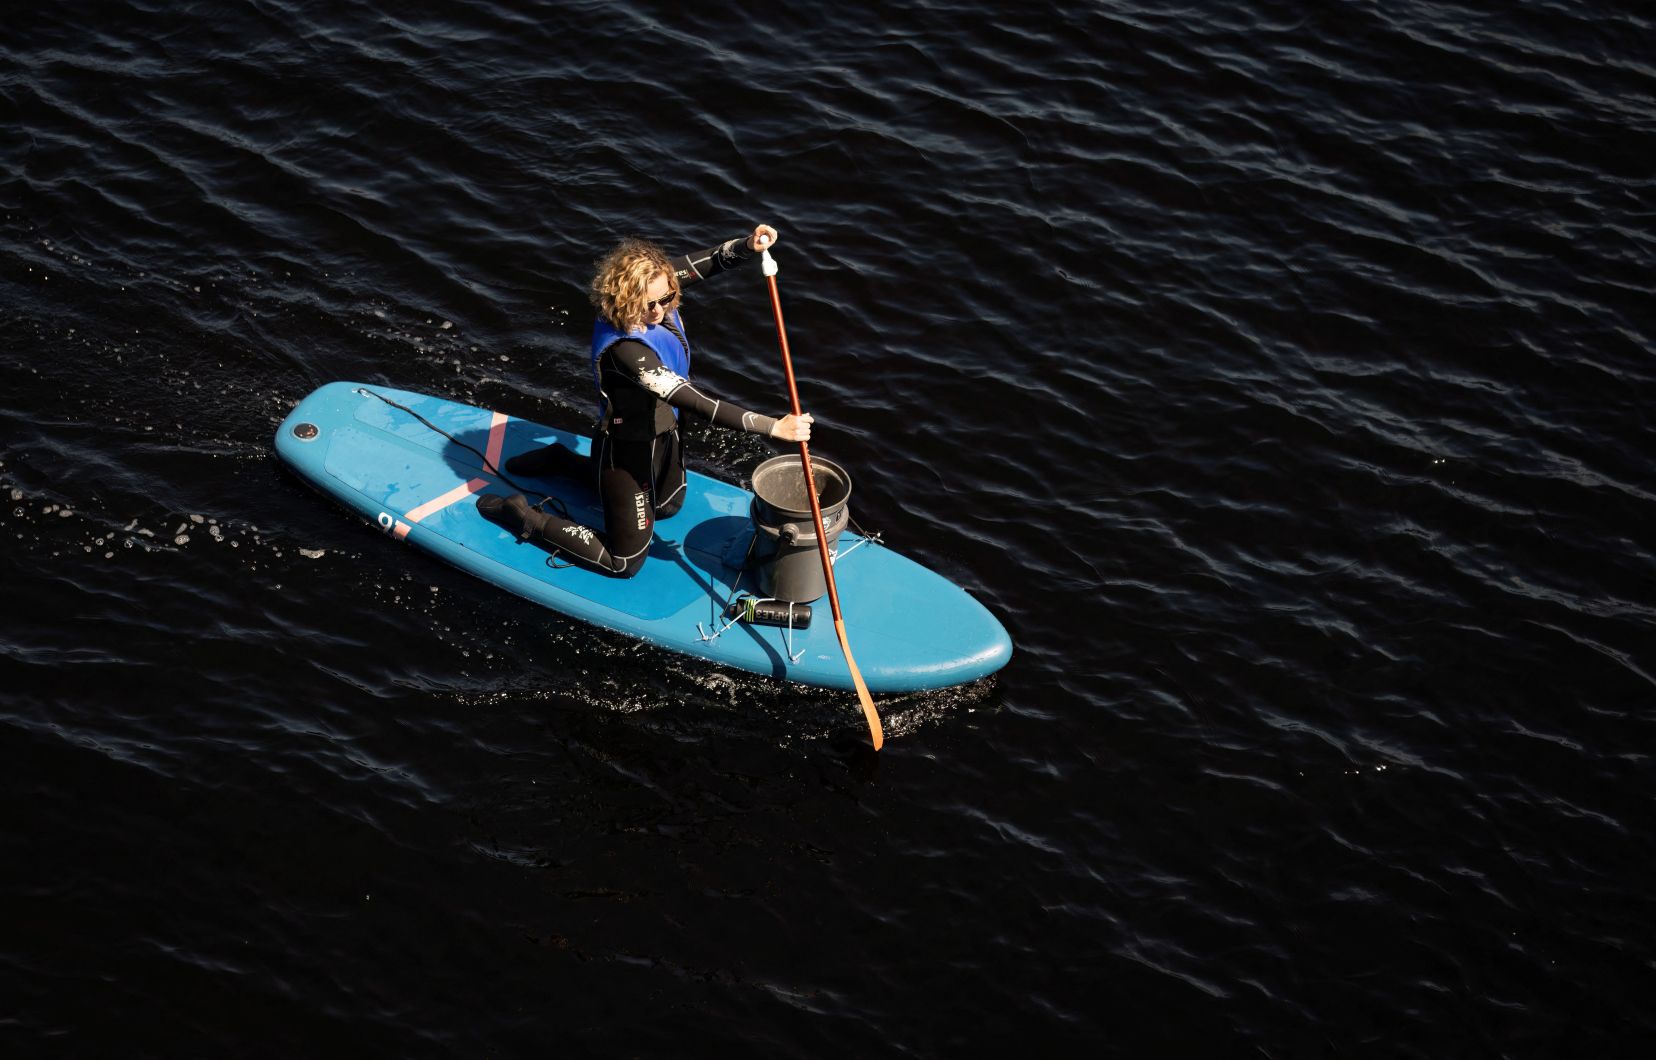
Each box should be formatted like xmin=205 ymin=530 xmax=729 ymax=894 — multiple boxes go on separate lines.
xmin=771 ymin=413 xmax=813 ymax=442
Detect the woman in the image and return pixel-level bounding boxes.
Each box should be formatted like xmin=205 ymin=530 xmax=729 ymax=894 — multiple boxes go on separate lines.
xmin=478 ymin=223 xmax=811 ymax=576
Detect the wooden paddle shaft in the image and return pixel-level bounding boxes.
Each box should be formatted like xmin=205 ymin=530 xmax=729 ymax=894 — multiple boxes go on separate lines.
xmin=762 ymin=254 xmax=881 ymax=750
xmin=765 ymin=272 xmax=846 ymax=624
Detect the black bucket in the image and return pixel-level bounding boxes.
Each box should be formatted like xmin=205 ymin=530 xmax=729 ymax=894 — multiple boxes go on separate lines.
xmin=749 ymin=454 xmax=852 ymax=603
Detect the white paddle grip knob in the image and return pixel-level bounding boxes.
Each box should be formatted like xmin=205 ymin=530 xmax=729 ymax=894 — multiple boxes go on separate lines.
xmin=761 ymin=248 xmax=778 ymax=276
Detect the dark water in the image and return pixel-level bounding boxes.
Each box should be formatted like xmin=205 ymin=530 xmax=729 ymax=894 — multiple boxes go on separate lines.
xmin=4 ymin=0 xmax=1654 ymax=1053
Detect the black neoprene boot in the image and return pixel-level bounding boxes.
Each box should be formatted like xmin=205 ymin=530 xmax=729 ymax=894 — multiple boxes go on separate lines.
xmin=476 ymin=493 xmax=552 ymax=539
xmin=504 ymin=442 xmax=585 ymax=479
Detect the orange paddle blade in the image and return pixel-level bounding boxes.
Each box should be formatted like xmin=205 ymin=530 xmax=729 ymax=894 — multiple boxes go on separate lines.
xmin=834 ymin=618 xmax=884 ymax=751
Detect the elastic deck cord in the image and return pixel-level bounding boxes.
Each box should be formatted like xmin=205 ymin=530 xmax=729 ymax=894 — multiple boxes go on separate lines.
xmin=356 ymin=387 xmax=571 ymax=520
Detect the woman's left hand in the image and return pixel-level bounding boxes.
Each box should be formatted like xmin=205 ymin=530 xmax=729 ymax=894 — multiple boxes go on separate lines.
xmin=748 ymin=224 xmax=779 ymax=252
xmin=771 ymin=412 xmax=812 ymax=442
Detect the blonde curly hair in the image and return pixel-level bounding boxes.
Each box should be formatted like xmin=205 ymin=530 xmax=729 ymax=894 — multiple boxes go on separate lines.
xmin=590 ymin=238 xmax=678 ymax=332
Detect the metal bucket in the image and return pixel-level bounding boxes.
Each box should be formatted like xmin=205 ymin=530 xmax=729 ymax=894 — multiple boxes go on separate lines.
xmin=749 ymin=454 xmax=852 ymax=603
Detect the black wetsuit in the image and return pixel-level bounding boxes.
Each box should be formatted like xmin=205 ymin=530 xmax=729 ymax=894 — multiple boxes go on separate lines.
xmin=501 ymin=236 xmax=776 ymax=575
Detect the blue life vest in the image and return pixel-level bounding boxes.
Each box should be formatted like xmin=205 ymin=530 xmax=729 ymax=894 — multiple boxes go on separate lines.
xmin=590 ymin=310 xmax=692 ymax=426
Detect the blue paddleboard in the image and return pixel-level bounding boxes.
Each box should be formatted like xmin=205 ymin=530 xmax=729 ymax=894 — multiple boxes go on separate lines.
xmin=275 ymin=382 xmax=1012 ymax=693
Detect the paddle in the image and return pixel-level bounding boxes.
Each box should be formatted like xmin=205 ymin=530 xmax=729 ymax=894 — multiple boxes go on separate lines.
xmin=760 ymin=244 xmax=884 ymax=751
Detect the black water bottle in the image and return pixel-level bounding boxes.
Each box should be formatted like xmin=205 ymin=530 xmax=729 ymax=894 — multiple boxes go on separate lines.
xmin=724 ymin=598 xmax=813 ymax=629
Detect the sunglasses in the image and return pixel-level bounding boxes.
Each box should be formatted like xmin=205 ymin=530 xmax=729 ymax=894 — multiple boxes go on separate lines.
xmin=646 ymin=290 xmax=678 ymax=311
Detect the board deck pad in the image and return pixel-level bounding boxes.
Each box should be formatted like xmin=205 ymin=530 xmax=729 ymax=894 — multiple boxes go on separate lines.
xmin=276 ymin=382 xmax=1013 ymax=692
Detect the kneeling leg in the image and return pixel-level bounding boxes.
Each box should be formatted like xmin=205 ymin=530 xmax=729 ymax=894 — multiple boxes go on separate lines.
xmin=477 ymin=491 xmax=646 ymax=577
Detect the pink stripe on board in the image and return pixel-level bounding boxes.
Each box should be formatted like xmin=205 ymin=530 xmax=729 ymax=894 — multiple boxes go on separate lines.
xmin=405 ymin=478 xmax=488 ymax=524
xmin=484 ymin=411 xmax=508 ymax=471
xmin=392 ymin=521 xmax=411 ymax=539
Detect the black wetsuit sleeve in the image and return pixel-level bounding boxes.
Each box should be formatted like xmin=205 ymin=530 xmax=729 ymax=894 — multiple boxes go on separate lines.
xmin=608 ymin=338 xmax=777 ymax=435
xmin=670 ymin=235 xmax=758 ymax=288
